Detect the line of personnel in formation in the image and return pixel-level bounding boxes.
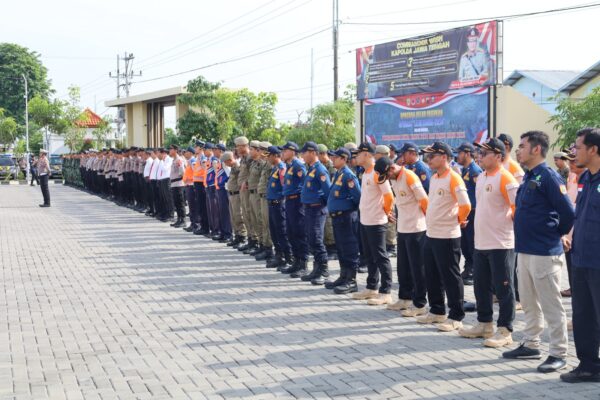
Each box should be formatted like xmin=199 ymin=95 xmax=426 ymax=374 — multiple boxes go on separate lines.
xmin=62 ymin=128 xmax=600 ymax=383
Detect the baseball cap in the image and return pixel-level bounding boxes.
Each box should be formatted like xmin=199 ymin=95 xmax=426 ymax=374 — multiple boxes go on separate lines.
xmin=267 ymin=145 xmax=282 ymax=155
xmin=204 ymin=142 xmax=215 ymax=150
xmin=497 ymin=133 xmax=514 ymax=149
xmin=474 ymin=138 xmax=506 ymax=156
xmin=374 ymin=157 xmax=394 ymax=183
xmin=355 ymin=142 xmax=376 ymax=154
xmin=389 ymin=143 xmax=400 ymax=153
xmin=399 ymin=142 xmax=419 ymax=154
xmin=215 ymin=143 xmax=227 ymax=151
xmin=301 ymin=141 xmax=319 ymax=152
xmin=281 ymin=141 xmax=299 ymax=152
xmin=422 ymin=141 xmax=453 ymax=158
xmin=332 ymin=147 xmax=351 ymax=159
xmin=195 ymin=140 xmax=205 ymax=148
xmin=317 ymin=144 xmax=328 ymax=153
xmin=456 ymin=142 xmax=475 ymax=153
xmin=185 ymin=146 xmax=195 ymax=153
xmin=169 ymin=144 xmax=179 ymax=150
xmin=249 ymin=140 xmax=261 ymax=149
xmin=375 ymin=145 xmax=390 ymax=155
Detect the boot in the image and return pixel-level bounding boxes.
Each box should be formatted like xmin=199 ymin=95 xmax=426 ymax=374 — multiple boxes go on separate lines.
xmin=255 ymin=247 xmax=272 ymax=261
xmin=459 ymin=322 xmax=494 ymax=339
xmin=267 ymin=252 xmax=283 ymax=269
xmin=243 ymin=240 xmax=258 ymax=254
xmin=483 ymin=327 xmax=513 ymax=348
xmin=290 ymin=259 xmax=308 ymax=278
xmin=226 ymin=237 xmax=236 ymax=246
xmin=238 ymin=239 xmax=252 ymax=252
xmin=278 ymin=253 xmax=293 ymax=271
xmin=249 ymin=244 xmax=263 ymax=256
xmin=311 ymin=263 xmax=330 ymax=285
xmin=233 ymin=237 xmax=246 ymax=249
xmin=301 ymin=262 xmax=321 ymax=282
xmin=334 ymin=271 xmax=358 ymax=294
xmin=184 ymin=223 xmax=197 ymax=232
xmin=172 ymin=218 xmax=185 ymax=228
xmin=325 ymin=269 xmax=347 ymax=289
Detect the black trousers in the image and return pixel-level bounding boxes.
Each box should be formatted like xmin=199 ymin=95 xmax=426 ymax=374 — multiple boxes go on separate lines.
xmin=331 ymin=210 xmax=360 ymax=273
xmin=361 ymin=223 xmax=393 ymax=294
xmin=304 ymin=204 xmax=328 ymax=265
xmin=158 ymin=179 xmax=172 ymax=218
xmin=460 ymin=210 xmax=476 ymax=275
xmin=397 ymin=231 xmax=427 ymax=308
xmin=185 ymin=185 xmax=198 ymax=225
xmin=149 ymin=180 xmax=158 ymax=214
xmin=194 ymin=183 xmax=209 ymax=231
xmin=572 ymin=267 xmax=600 ymax=374
xmin=269 ymin=200 xmax=292 ymax=255
xmin=424 ymin=236 xmax=464 ymax=321
xmin=39 ymin=175 xmax=50 ymax=205
xmin=171 ymin=186 xmax=186 ymax=220
xmin=473 ymin=248 xmax=516 ymax=331
xmin=30 ymin=169 xmax=39 ymax=185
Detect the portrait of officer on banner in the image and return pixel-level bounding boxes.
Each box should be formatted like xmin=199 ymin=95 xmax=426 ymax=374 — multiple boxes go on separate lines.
xmin=458 ymin=27 xmax=493 ymax=85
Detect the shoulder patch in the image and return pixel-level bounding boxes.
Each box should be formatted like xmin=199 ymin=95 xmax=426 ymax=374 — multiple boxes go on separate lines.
xmin=320 ymin=174 xmax=327 ymax=182
xmin=348 ymin=180 xmax=355 ymax=188
xmin=559 ymin=185 xmax=567 ymax=195
xmin=420 ymin=174 xmax=427 ymax=181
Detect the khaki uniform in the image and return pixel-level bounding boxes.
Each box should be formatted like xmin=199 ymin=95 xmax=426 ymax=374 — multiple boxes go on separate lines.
xmin=238 ymin=155 xmax=255 ymax=241
xmin=247 ymin=157 xmax=263 ymax=243
xmin=227 ymin=162 xmax=246 ymax=237
xmin=258 ymin=159 xmax=273 ymax=248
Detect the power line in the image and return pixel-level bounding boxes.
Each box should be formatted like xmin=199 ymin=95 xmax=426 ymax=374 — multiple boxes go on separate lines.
xmin=134 ymin=27 xmax=330 ymax=84
xmin=342 ymin=2 xmax=600 ymax=25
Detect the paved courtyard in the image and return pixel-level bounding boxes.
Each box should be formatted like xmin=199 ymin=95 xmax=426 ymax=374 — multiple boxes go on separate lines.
xmin=0 ymin=185 xmax=598 ymax=400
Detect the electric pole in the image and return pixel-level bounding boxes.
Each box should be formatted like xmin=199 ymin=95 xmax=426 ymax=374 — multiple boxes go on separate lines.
xmin=332 ymin=0 xmax=339 ymax=101
xmin=109 ymin=53 xmax=142 ymax=144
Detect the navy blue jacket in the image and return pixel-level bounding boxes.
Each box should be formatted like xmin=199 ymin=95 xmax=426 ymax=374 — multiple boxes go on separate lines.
xmin=266 ymin=161 xmax=286 ymax=201
xmin=327 ymin=166 xmax=361 ymax=212
xmin=406 ymin=160 xmax=432 ymax=193
xmin=462 ymin=161 xmax=482 ymax=208
xmin=282 ymin=158 xmax=305 ymax=196
xmin=514 ymin=162 xmax=575 ymax=256
xmin=301 ymin=161 xmax=331 ymax=204
xmin=571 ymin=170 xmax=600 ymax=270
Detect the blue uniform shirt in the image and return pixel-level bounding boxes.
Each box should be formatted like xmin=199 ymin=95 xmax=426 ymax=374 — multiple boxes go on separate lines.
xmin=514 ymin=162 xmax=575 ymax=256
xmin=301 ymin=160 xmax=331 ymax=204
xmin=327 ymin=166 xmax=361 ymax=212
xmin=461 ymin=160 xmax=482 ymax=208
xmin=216 ymin=165 xmax=228 ymax=189
xmin=571 ymin=170 xmax=600 ymax=270
xmin=282 ymin=158 xmax=306 ymax=196
xmin=205 ymin=155 xmax=219 ymax=187
xmin=406 ymin=160 xmax=431 ymax=193
xmin=267 ymin=161 xmax=286 ymax=200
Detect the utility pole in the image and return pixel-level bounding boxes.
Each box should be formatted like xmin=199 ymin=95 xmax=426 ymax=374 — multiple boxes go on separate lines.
xmin=22 ymin=74 xmax=30 ymax=182
xmin=109 ymin=53 xmax=142 ymax=144
xmin=332 ymin=0 xmax=339 ymax=101
xmin=310 ymin=48 xmax=314 ymax=111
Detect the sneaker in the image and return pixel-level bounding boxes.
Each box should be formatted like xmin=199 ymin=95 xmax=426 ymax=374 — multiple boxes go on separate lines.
xmin=484 ymin=327 xmax=513 ymax=348
xmin=351 ymin=289 xmax=378 ymax=300
xmin=560 ymin=367 xmax=600 ymax=383
xmin=401 ymin=305 xmax=427 ymax=317
xmin=459 ymin=322 xmax=494 ymax=339
xmin=515 ymin=302 xmax=523 ymax=311
xmin=437 ymin=319 xmax=463 ymax=332
xmin=416 ymin=312 xmax=446 ymax=324
xmin=502 ymin=344 xmax=542 ymax=360
xmin=386 ymin=299 xmax=412 ymax=311
xmin=367 ymin=293 xmax=393 ymax=306
xmin=537 ymin=356 xmax=567 ymax=373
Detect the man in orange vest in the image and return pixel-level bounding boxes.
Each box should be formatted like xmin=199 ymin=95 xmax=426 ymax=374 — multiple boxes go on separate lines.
xmin=192 ymin=140 xmax=210 ymax=235
xmin=183 ymin=146 xmax=198 ymax=232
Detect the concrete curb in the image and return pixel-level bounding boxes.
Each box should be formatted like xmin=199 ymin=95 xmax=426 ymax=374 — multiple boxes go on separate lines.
xmin=1 ymin=180 xmax=63 ymax=185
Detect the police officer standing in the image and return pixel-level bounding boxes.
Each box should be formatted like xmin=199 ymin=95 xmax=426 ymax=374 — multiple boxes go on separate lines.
xmin=168 ymin=144 xmax=186 ymax=228
xmin=37 ymin=149 xmax=51 ymax=207
xmin=402 ymin=142 xmax=432 ymax=193
xmin=224 ymin=145 xmax=247 ymax=248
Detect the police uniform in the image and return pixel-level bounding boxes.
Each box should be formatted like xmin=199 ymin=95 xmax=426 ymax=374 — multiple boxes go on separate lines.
xmin=182 ymin=147 xmax=198 ymax=231
xmin=265 ymin=146 xmax=293 ymax=269
xmin=326 ymin=149 xmax=361 ymax=294
xmin=215 ymin=148 xmax=232 ymax=241
xmin=458 ymin=28 xmax=490 ymax=82
xmin=169 ymin=146 xmax=186 ymax=227
xmin=245 ymin=141 xmax=264 ymax=255
xmin=279 ymin=142 xmax=309 ymax=276
xmin=237 ymin=138 xmax=256 ymax=252
xmin=203 ymin=143 xmax=221 ymax=237
xmin=300 ymin=142 xmax=332 ymax=285
xmin=192 ymin=142 xmax=209 ymax=234
xmin=255 ymin=142 xmax=274 ymax=261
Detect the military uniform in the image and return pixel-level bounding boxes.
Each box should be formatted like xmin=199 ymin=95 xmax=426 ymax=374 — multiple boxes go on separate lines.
xmin=237 ymin=145 xmax=255 ymax=251
xmin=225 ymin=151 xmax=246 ymax=246
xmin=256 ymin=142 xmax=274 ymax=261
xmin=459 ymin=49 xmax=490 ymax=81
xmin=246 ymin=141 xmax=264 ymax=254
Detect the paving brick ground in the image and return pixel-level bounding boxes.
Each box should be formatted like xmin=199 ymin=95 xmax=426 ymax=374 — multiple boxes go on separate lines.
xmin=0 ymin=185 xmax=598 ymax=399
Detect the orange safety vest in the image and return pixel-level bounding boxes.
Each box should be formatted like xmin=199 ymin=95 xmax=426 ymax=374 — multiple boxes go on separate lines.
xmin=183 ymin=160 xmax=194 ymax=185
xmin=192 ymin=157 xmax=206 ymax=183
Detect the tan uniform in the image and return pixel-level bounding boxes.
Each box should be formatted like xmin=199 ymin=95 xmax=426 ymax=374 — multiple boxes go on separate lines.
xmin=226 ymin=162 xmax=246 ymax=237
xmin=238 ymin=155 xmax=255 ymax=241
xmin=258 ymin=159 xmax=273 ymax=248
xmin=247 ymin=158 xmax=264 ymax=243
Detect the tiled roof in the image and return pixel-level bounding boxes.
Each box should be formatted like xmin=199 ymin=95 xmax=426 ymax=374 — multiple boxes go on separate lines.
xmin=76 ymin=108 xmax=103 ymax=128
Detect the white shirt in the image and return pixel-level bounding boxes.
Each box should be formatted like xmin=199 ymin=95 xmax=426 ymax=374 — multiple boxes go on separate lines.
xmin=149 ymin=158 xmax=160 ymax=180
xmin=143 ymin=157 xmax=153 ymax=178
xmin=158 ymin=156 xmax=172 ymax=180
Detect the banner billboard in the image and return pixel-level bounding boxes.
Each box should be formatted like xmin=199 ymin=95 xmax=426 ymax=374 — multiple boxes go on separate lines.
xmin=356 ymin=21 xmax=497 ymax=100
xmin=364 ymin=87 xmax=489 ymax=148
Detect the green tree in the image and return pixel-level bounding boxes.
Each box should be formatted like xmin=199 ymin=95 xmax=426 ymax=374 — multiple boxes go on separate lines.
xmin=0 ymin=43 xmax=52 ymax=126
xmin=176 ymin=110 xmax=219 ymax=144
xmin=0 ymin=108 xmax=18 ymax=146
xmin=91 ymin=116 xmax=113 ymax=149
xmin=550 ymin=86 xmax=600 ymax=149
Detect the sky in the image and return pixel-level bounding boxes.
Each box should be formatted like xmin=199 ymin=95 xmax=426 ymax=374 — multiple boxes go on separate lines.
xmin=2 ymin=0 xmax=599 ymax=129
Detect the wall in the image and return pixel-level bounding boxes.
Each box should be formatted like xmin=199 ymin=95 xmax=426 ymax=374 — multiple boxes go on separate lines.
xmin=570 ymin=73 xmax=600 ymax=100
xmin=511 ymin=77 xmax=559 ymax=114
xmin=126 ymin=102 xmax=147 ymax=147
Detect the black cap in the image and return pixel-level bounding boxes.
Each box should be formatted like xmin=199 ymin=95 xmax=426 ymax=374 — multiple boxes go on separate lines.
xmin=267 ymin=145 xmax=282 ymax=155
xmin=185 ymin=146 xmax=195 ymax=153
xmin=474 ymin=138 xmax=506 ymax=156
xmin=356 ymin=141 xmax=376 ymax=154
xmin=422 ymin=141 xmax=453 ymax=158
xmin=497 ymin=134 xmax=514 ymax=149
xmin=301 ymin=141 xmax=319 ymax=152
xmin=216 ymin=143 xmax=227 ymax=151
xmin=204 ymin=142 xmax=215 ymax=150
xmin=169 ymin=144 xmax=179 ymax=150
xmin=374 ymin=157 xmax=394 ymax=183
xmin=332 ymin=147 xmax=351 ymax=159
xmin=399 ymin=142 xmax=419 ymax=154
xmin=195 ymin=140 xmax=205 ymax=148
xmin=281 ymin=141 xmax=299 ymax=152
xmin=159 ymin=148 xmax=168 ymax=153
xmin=326 ymin=150 xmax=336 ymax=157
xmin=389 ymin=143 xmax=400 ymax=153
xmin=456 ymin=142 xmax=475 ymax=153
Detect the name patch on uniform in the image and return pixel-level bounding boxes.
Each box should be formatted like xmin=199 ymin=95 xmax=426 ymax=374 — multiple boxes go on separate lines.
xmin=297 ymin=171 xmax=303 ymax=177
xmin=437 ymin=188 xmax=445 ymax=196
xmin=335 ymin=190 xmax=339 ymax=197
xmin=485 ymin=184 xmax=493 ymax=192
xmin=271 ymin=182 xmax=276 ymax=187
xmin=286 ymin=179 xmax=291 ymax=185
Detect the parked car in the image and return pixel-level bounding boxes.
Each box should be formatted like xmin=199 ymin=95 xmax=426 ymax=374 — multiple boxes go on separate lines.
xmin=49 ymin=155 xmax=63 ymax=179
xmin=0 ymin=157 xmax=18 ymax=180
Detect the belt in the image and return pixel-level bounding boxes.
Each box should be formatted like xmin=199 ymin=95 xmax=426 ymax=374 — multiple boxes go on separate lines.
xmin=306 ymin=203 xmax=323 ymax=207
xmin=228 ymin=190 xmax=240 ymax=195
xmin=329 ymin=210 xmax=352 ymax=218
xmin=286 ymin=194 xmax=299 ymax=200
xmin=170 ymin=177 xmax=183 ymax=183
xmin=269 ymin=199 xmax=282 ymax=205
xmin=249 ymin=189 xmax=257 ymax=194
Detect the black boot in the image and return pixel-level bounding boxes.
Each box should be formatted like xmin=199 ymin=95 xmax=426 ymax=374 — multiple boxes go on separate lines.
xmin=301 ymin=262 xmax=321 ymax=282
xmin=172 ymin=218 xmax=185 ymax=228
xmin=266 ymin=252 xmax=283 ymax=268
xmin=233 ymin=236 xmax=246 ymax=249
xmin=184 ymin=223 xmax=197 ymax=232
xmin=238 ymin=239 xmax=253 ymax=252
xmin=311 ymin=262 xmax=330 ymax=285
xmin=325 ymin=269 xmax=347 ymax=289
xmin=290 ymin=259 xmax=308 ymax=278
xmin=278 ymin=253 xmax=293 ymax=272
xmin=256 ymin=247 xmax=271 ymax=261
xmin=244 ymin=241 xmax=259 ymax=255
xmin=334 ymin=270 xmax=358 ymax=294
xmin=249 ymin=245 xmax=263 ymax=256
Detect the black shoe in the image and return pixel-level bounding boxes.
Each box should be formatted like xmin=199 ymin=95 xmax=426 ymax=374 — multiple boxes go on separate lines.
xmin=233 ymin=238 xmax=247 ymax=249
xmin=249 ymin=246 xmax=263 ymax=256
xmin=226 ymin=237 xmax=237 ymax=246
xmin=462 ymin=274 xmax=474 ymax=286
xmin=502 ymin=344 xmax=542 ymax=360
xmin=266 ymin=253 xmax=283 ymax=269
xmin=289 ymin=260 xmax=308 ymax=278
xmin=218 ymin=236 xmax=230 ymax=243
xmin=238 ymin=240 xmax=253 ymax=252
xmin=278 ymin=254 xmax=293 ymax=272
xmin=537 ymin=356 xmax=567 ymax=373
xmin=560 ymin=368 xmax=600 ymax=383
xmin=325 ymin=274 xmax=346 ymax=290
xmin=212 ymin=235 xmax=224 ymax=241
xmin=357 ymin=265 xmax=368 ymax=274
xmin=301 ymin=264 xmax=320 ymax=282
xmin=39 ymin=204 xmax=50 ymax=208
xmin=463 ymin=301 xmax=476 ymax=313
xmin=172 ymin=220 xmax=185 ymax=228
xmin=386 ymin=246 xmax=397 ymax=258
xmin=255 ymin=249 xmax=270 ymax=261
xmin=311 ymin=263 xmax=330 ymax=285
xmin=334 ymin=280 xmax=358 ymax=294
xmin=193 ymin=228 xmax=208 ymax=236
xmin=183 ymin=224 xmax=196 ymax=232
xmin=244 ymin=244 xmax=259 ymax=255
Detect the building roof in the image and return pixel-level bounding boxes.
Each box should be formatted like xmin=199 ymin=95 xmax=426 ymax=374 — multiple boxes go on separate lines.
xmin=76 ymin=108 xmax=103 ymax=128
xmin=559 ymin=59 xmax=600 ymax=94
xmin=104 ymin=86 xmax=187 ymax=107
xmin=503 ymin=70 xmax=580 ymax=91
